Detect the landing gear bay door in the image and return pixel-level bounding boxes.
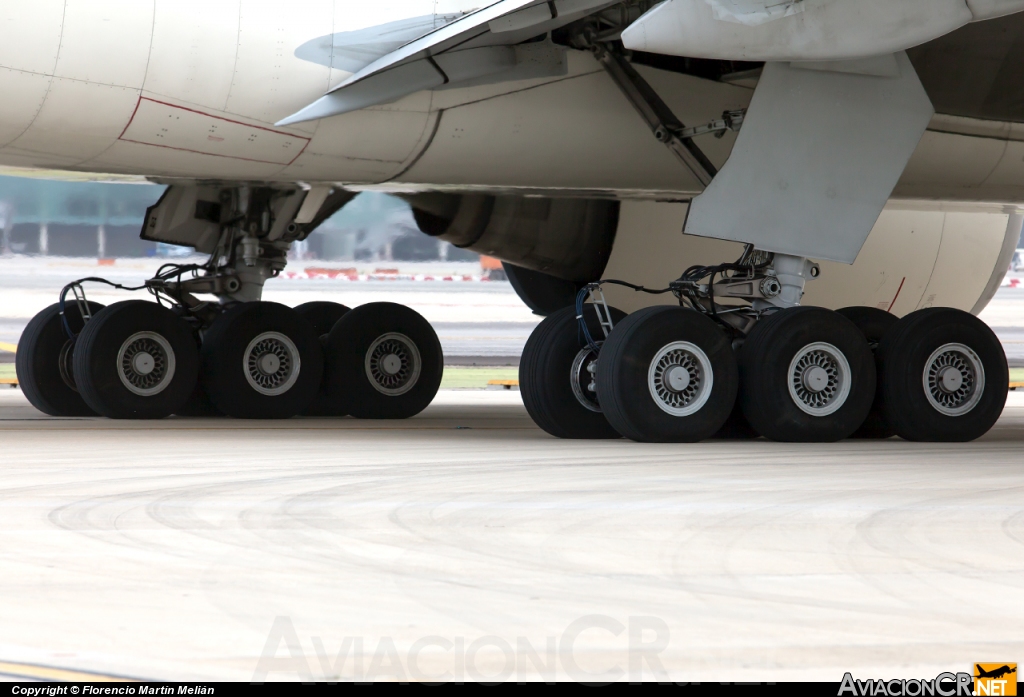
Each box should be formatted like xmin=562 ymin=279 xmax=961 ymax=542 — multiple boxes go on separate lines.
xmin=141 ymin=185 xmax=225 ymax=254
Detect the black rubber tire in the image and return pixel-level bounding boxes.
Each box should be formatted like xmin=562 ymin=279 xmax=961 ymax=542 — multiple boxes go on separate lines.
xmin=325 ymin=302 xmax=442 ymax=419
xmin=294 ymin=301 xmax=351 ymax=417
xmin=174 ymin=380 xmax=223 ymax=417
xmin=712 ymin=398 xmax=761 ymax=439
xmin=519 ymin=305 xmax=626 ymax=439
xmin=877 ymin=307 xmax=1007 ymax=442
xmin=711 ymin=343 xmax=760 ymax=439
xmin=739 ymin=307 xmax=875 ymax=442
xmin=16 ymin=301 xmax=105 ymax=416
xmin=294 ymin=301 xmax=351 ymax=336
xmin=73 ymin=300 xmax=199 ymax=419
xmin=201 ymin=302 xmax=323 ymax=419
xmin=837 ymin=306 xmax=899 ymax=439
xmin=597 ymin=306 xmax=738 ymax=443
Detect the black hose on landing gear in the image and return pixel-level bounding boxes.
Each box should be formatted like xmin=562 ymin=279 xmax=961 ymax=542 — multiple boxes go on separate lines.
xmin=574 ymin=280 xmax=675 ymax=353
xmin=58 ymin=278 xmax=147 ymax=341
xmin=56 ymin=263 xmax=214 ymax=340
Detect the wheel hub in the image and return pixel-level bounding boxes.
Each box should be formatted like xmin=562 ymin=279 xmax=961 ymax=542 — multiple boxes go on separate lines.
xmin=257 ymin=352 xmax=281 ymax=375
xmin=365 ymin=333 xmax=421 ymax=396
xmin=118 ymin=332 xmax=176 ymax=397
xmin=244 ymin=332 xmax=300 ymax=396
xmin=648 ymin=342 xmax=714 ymax=417
xmin=570 ymin=347 xmax=602 ymax=413
xmin=937 ymin=366 xmax=964 ymax=393
xmin=787 ymin=342 xmax=851 ymax=416
xmin=801 ymin=365 xmax=830 ymax=393
xmin=381 ymin=353 xmax=403 ymax=376
xmin=666 ymin=365 xmax=692 ymax=392
xmin=59 ymin=340 xmax=78 ymax=392
xmin=132 ymin=352 xmax=156 ymax=376
xmin=924 ymin=343 xmax=984 ymax=416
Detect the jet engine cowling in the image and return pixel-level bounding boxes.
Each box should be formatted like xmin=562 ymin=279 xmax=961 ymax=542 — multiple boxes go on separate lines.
xmin=403 ymin=193 xmax=620 ymax=284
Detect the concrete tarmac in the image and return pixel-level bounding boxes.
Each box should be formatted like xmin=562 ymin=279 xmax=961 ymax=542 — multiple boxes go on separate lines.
xmin=0 ymin=388 xmax=1022 ymax=682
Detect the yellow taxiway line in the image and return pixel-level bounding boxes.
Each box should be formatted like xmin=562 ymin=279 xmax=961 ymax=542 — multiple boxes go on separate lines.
xmin=0 ymin=342 xmax=17 ymax=353
xmin=0 ymin=659 xmax=136 ymax=682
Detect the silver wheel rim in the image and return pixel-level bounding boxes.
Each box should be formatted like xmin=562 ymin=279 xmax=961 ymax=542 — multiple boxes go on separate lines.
xmin=244 ymin=332 xmax=300 ymax=397
xmin=117 ymin=331 xmax=176 ymax=397
xmin=365 ymin=332 xmax=421 ymax=396
xmin=570 ymin=346 xmax=601 ymax=413
xmin=647 ymin=342 xmax=714 ymax=417
xmin=923 ymin=342 xmax=985 ymax=416
xmin=787 ymin=342 xmax=851 ymax=417
xmin=59 ymin=340 xmax=78 ymax=392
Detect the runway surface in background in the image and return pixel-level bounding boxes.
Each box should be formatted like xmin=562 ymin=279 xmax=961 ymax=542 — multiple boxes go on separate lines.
xmin=3 ymin=258 xmax=1024 ymax=363
xmin=0 ymin=258 xmax=542 ymax=362
xmin=0 ymin=388 xmax=1021 ymax=682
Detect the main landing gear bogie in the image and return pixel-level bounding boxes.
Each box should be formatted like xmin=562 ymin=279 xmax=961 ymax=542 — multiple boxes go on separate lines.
xmin=519 ymin=277 xmax=1007 ymax=444
xmin=18 ymin=296 xmax=445 ymax=422
xmin=16 ymin=180 xmax=449 ymax=422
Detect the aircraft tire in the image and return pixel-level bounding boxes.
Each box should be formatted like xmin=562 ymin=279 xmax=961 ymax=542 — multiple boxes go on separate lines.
xmin=877 ymin=307 xmax=1007 ymax=442
xmin=324 ymin=302 xmax=442 ymax=419
xmin=837 ymin=306 xmax=899 ymax=439
xmin=16 ymin=301 xmax=105 ymax=417
xmin=597 ymin=306 xmax=738 ymax=443
xmin=294 ymin=301 xmax=351 ymax=336
xmin=712 ymin=398 xmax=761 ymax=439
xmin=73 ymin=300 xmax=199 ymax=419
xmin=294 ymin=301 xmax=351 ymax=416
xmin=519 ymin=305 xmax=625 ymax=439
xmin=739 ymin=307 xmax=875 ymax=442
xmin=201 ymin=302 xmax=322 ymax=419
xmin=174 ymin=380 xmax=222 ymax=417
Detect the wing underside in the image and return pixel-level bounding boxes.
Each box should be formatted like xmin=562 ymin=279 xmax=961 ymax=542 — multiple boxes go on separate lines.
xmin=277 ymin=0 xmax=615 ymax=125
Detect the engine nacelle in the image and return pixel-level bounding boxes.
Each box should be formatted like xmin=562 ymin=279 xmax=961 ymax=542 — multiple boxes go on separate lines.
xmin=402 ymin=193 xmax=619 ymax=283
xmin=621 ymin=0 xmax=1024 ymax=62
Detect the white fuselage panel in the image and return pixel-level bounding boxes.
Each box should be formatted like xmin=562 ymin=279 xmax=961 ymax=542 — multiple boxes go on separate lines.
xmin=0 ymin=0 xmax=1023 ymax=208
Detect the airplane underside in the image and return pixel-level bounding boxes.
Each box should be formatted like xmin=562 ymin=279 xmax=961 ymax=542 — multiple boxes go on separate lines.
xmin=7 ymin=1 xmax=1024 ymax=442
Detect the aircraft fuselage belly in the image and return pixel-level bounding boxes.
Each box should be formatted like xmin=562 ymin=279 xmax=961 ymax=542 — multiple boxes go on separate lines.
xmin=1 ymin=1 xmax=1024 ymax=208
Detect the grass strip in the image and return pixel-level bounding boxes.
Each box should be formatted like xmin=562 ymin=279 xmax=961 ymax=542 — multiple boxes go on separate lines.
xmin=441 ymin=366 xmax=519 ymax=389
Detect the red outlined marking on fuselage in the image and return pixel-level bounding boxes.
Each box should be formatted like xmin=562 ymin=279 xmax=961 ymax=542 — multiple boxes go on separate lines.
xmin=117 ymin=96 xmax=311 ymax=166
xmin=887 ymin=276 xmax=907 ymax=313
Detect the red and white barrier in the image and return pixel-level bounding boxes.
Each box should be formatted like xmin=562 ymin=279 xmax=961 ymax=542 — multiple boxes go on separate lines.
xmin=282 ymin=268 xmax=493 ymax=282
